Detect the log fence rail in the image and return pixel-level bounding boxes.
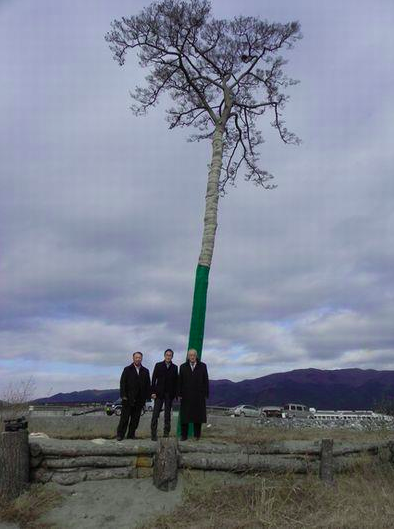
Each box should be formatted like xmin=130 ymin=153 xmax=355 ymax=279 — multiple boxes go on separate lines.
xmin=1 ymin=433 xmax=394 ymax=497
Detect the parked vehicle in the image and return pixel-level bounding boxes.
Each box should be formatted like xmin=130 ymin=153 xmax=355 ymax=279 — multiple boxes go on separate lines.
xmin=282 ymin=403 xmax=313 ymax=418
xmin=105 ymin=399 xmax=154 ymax=416
xmin=231 ymin=404 xmax=261 ymax=417
xmin=105 ymin=398 xmax=122 ymax=416
xmin=261 ymin=406 xmax=283 ymax=418
xmin=144 ymin=399 xmax=154 ymax=413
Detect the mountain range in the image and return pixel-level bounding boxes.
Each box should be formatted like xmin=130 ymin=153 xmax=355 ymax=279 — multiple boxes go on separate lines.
xmin=33 ymin=368 xmax=394 ymax=409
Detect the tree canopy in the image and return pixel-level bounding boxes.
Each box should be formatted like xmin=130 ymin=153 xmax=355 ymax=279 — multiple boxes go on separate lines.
xmin=106 ymin=0 xmax=301 ymax=193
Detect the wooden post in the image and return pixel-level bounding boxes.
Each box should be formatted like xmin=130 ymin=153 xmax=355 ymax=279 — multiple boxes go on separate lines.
xmin=389 ymin=441 xmax=394 ymax=464
xmin=0 ymin=430 xmax=30 ymax=501
xmin=153 ymin=438 xmax=178 ymax=491
xmin=319 ymin=438 xmax=334 ymax=484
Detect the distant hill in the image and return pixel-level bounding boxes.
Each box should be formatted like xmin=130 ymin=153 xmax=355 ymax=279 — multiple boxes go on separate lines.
xmin=34 ymin=368 xmax=394 ymax=409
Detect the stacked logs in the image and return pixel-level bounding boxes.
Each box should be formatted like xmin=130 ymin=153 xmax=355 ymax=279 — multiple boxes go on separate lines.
xmin=30 ymin=438 xmax=156 ymax=486
xmin=178 ymin=439 xmax=389 ymax=474
xmin=27 ymin=437 xmax=392 ymax=487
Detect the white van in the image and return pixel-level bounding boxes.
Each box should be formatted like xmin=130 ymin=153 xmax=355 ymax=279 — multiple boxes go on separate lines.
xmin=282 ymin=403 xmax=313 ymax=418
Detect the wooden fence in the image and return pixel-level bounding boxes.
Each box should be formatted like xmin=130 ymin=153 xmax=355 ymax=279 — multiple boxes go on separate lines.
xmin=1 ymin=432 xmax=394 ymax=499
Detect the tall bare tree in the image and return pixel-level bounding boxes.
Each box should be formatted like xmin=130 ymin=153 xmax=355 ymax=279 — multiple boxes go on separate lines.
xmin=106 ymin=0 xmax=301 ymax=420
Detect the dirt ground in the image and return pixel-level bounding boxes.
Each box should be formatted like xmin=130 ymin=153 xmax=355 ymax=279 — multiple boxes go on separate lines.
xmin=38 ymin=477 xmax=184 ymax=529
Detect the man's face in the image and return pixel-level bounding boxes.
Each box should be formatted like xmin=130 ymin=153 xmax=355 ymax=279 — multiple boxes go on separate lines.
xmin=133 ymin=353 xmax=142 ymax=367
xmin=188 ymin=349 xmax=197 ymax=363
xmin=164 ymin=350 xmax=173 ymax=363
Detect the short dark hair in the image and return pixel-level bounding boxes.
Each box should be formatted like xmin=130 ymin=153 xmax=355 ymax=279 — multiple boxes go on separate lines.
xmin=133 ymin=351 xmax=143 ymax=358
xmin=164 ymin=349 xmax=174 ymax=357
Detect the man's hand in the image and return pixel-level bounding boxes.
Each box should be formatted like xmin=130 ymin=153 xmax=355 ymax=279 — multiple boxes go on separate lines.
xmin=151 ymin=394 xmax=156 ymax=399
xmin=122 ymin=397 xmax=128 ymax=401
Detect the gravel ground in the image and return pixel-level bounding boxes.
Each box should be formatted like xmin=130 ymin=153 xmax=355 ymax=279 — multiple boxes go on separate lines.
xmin=38 ymin=477 xmax=184 ymax=529
xmin=254 ymin=416 xmax=394 ymax=430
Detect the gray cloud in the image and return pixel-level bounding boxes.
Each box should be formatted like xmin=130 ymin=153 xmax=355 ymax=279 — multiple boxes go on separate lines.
xmin=1 ymin=0 xmax=394 ymax=395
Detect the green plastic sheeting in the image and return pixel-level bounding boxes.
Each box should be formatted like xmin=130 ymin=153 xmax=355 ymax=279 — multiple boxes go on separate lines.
xmin=177 ymin=264 xmax=210 ymax=437
xmin=187 ymin=264 xmax=209 ymax=358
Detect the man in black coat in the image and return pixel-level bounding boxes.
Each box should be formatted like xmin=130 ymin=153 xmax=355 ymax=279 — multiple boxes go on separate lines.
xmin=150 ymin=348 xmax=178 ymax=441
xmin=116 ymin=351 xmax=151 ymax=441
xmin=179 ymin=348 xmax=209 ymax=441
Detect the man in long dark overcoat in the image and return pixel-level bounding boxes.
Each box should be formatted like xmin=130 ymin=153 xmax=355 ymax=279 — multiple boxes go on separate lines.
xmin=178 ymin=348 xmax=209 ymax=440
xmin=150 ymin=348 xmax=178 ymax=441
xmin=116 ymin=351 xmax=151 ymax=440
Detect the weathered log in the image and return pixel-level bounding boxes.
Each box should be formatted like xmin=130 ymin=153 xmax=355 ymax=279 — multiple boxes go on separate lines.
xmin=178 ymin=440 xmax=322 ymax=455
xmin=28 ymin=438 xmax=156 ymax=457
xmin=29 ymin=438 xmax=387 ymax=459
xmin=178 ymin=439 xmax=389 ymax=456
xmin=30 ymin=454 xmax=44 ymax=468
xmin=178 ymin=441 xmax=251 ymax=454
xmin=179 ymin=453 xmax=317 ymax=474
xmin=32 ymin=466 xmax=137 ymax=485
xmin=333 ymin=441 xmax=388 ymax=456
xmin=319 ymin=439 xmax=334 ymax=483
xmin=136 ymin=456 xmax=153 ymax=468
xmin=0 ymin=430 xmax=30 ymax=501
xmin=42 ymin=455 xmax=137 ymax=469
xmin=29 ymin=442 xmax=43 ymax=458
xmin=333 ymin=455 xmax=371 ymax=472
xmin=31 ymin=468 xmax=54 ymax=484
xmin=153 ymin=438 xmax=178 ymax=491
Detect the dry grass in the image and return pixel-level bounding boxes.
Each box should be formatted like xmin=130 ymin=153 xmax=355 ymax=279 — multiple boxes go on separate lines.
xmin=207 ymin=424 xmax=394 ymax=444
xmin=0 ymin=378 xmax=35 ymax=432
xmin=140 ymin=460 xmax=394 ymax=529
xmin=0 ymin=484 xmax=63 ymax=528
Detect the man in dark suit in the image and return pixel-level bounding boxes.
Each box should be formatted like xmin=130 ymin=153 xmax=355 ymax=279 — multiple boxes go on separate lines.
xmin=179 ymin=348 xmax=209 ymax=441
xmin=116 ymin=351 xmax=151 ymax=441
xmin=150 ymin=348 xmax=178 ymax=441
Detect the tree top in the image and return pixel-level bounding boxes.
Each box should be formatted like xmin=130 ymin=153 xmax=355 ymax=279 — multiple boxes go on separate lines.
xmin=106 ymin=0 xmax=302 ymax=191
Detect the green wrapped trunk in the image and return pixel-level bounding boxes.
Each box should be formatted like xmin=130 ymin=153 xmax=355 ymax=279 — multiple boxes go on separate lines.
xmin=177 ymin=126 xmax=223 ymax=437
xmin=187 ymin=264 xmax=210 ymax=358
xmin=177 ymin=264 xmax=210 ymax=436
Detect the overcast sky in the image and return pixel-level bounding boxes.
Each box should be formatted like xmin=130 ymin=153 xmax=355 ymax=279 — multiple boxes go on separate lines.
xmin=1 ymin=0 xmax=393 ymax=398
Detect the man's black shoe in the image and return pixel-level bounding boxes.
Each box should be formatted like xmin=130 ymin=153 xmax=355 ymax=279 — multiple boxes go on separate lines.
xmin=163 ymin=433 xmax=169 ymax=438
xmin=116 ymin=436 xmax=123 ymax=441
xmin=180 ymin=436 xmax=187 ymax=441
xmin=151 ymin=435 xmax=158 ymax=441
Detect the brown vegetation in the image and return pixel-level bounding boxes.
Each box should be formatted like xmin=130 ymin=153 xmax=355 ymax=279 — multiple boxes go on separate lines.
xmin=0 ymin=484 xmax=62 ymax=528
xmin=140 ymin=460 xmax=394 ymax=529
xmin=0 ymin=378 xmax=35 ymax=432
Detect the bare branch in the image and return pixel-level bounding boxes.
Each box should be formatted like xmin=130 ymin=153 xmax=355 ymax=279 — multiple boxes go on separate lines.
xmin=105 ymin=0 xmax=301 ymax=192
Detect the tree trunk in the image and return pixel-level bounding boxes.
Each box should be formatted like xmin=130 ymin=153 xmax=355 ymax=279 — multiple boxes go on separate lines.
xmin=198 ymin=126 xmax=224 ymax=269
xmin=0 ymin=430 xmax=30 ymax=501
xmin=179 ymin=125 xmax=224 ymax=438
xmin=188 ymin=125 xmax=224 ymax=357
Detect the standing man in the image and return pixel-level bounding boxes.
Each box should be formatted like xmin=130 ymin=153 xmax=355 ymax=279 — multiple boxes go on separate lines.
xmin=178 ymin=348 xmax=209 ymax=441
xmin=150 ymin=348 xmax=178 ymax=441
xmin=116 ymin=352 xmax=150 ymax=441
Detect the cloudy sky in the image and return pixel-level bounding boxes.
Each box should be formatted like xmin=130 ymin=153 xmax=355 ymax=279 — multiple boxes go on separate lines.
xmin=1 ymin=0 xmax=393 ymax=398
